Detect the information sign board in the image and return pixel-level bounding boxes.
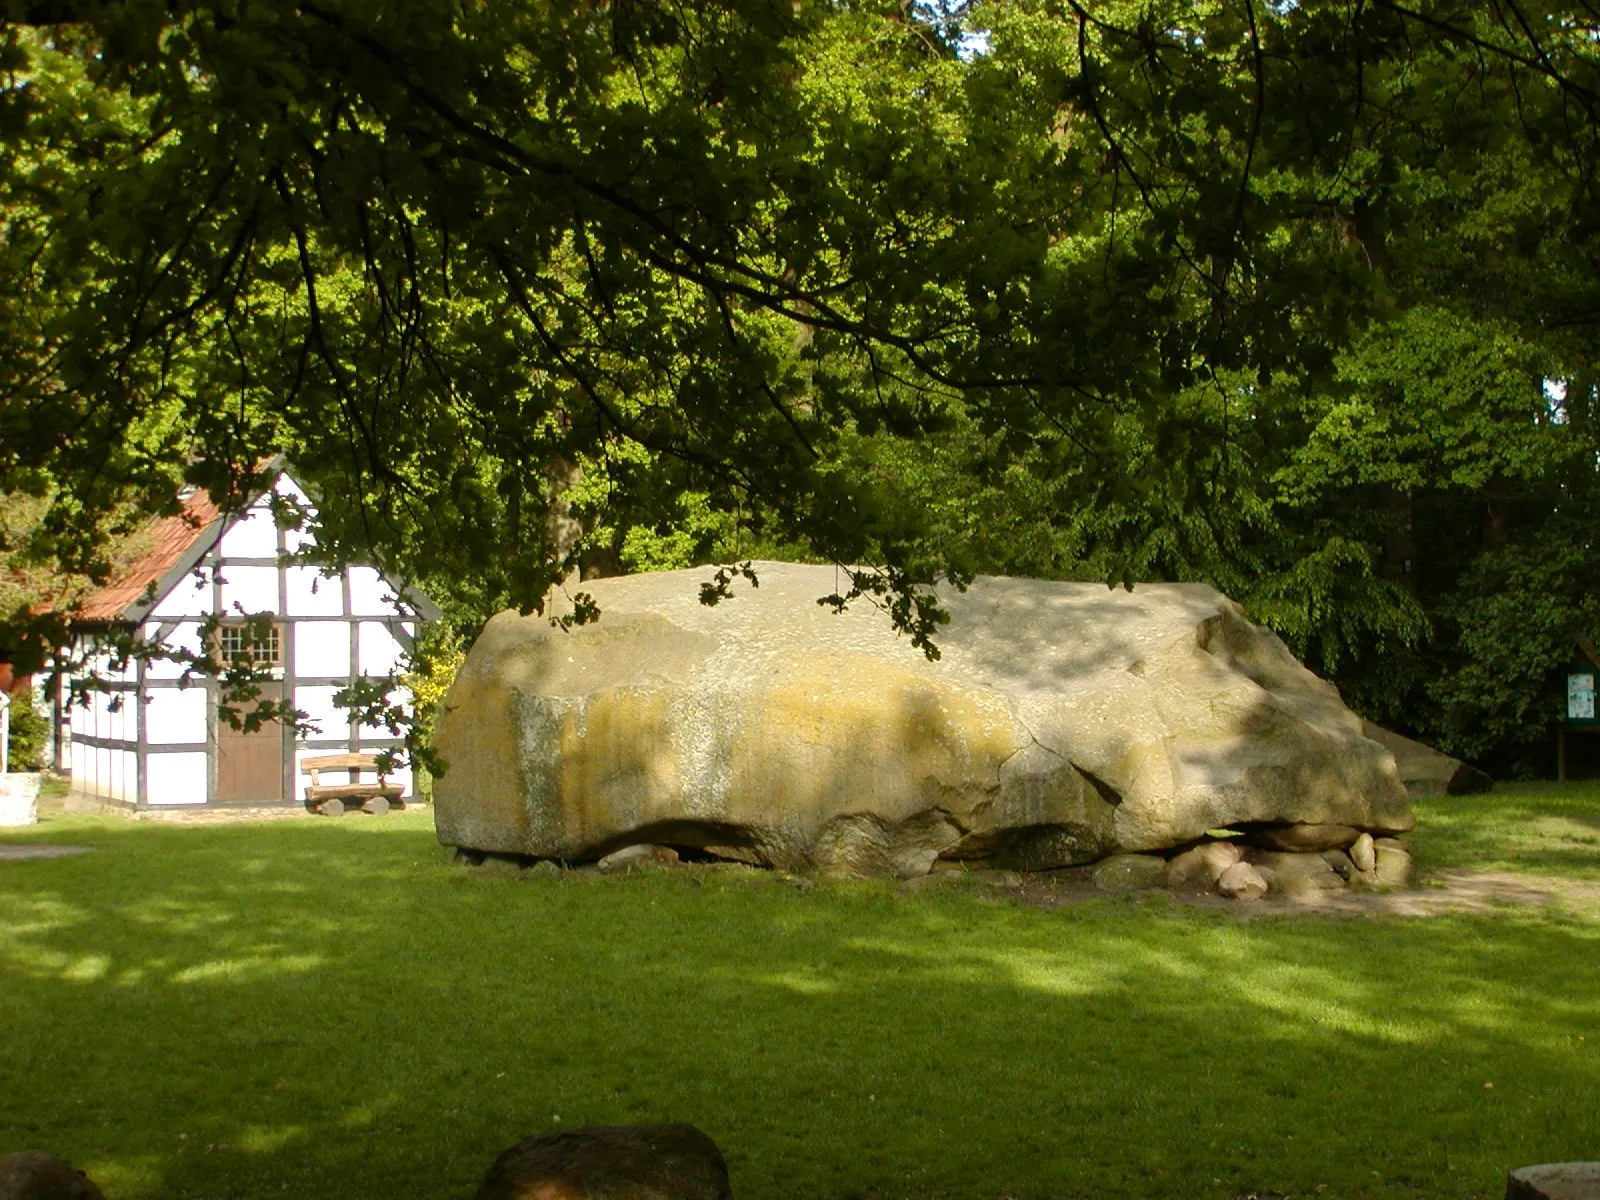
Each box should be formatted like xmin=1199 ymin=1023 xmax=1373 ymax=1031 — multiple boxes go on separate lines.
xmin=1566 ymin=667 xmax=1600 ymax=729
xmin=1570 ymin=671 xmax=1596 ymax=721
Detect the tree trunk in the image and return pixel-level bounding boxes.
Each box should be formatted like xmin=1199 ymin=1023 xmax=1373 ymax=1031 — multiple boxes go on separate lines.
xmin=1380 ymin=484 xmax=1417 ymax=594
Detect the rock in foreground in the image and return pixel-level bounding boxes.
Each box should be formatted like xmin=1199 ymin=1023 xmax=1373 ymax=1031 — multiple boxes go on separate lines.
xmin=0 ymin=1151 xmax=107 ymax=1200
xmin=435 ymin=564 xmax=1413 ymax=875
xmin=1506 ymin=1163 xmax=1600 ymax=1200
xmin=475 ymin=1123 xmax=730 ymax=1200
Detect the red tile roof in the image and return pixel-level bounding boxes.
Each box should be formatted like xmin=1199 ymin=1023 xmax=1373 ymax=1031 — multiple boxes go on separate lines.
xmin=75 ymin=488 xmax=225 ymax=623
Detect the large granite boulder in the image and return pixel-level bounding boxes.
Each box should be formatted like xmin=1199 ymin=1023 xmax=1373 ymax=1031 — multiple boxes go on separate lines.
xmin=434 ymin=564 xmax=1413 ymax=875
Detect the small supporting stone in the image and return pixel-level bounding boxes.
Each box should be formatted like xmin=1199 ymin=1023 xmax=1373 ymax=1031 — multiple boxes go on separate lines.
xmin=361 ymin=796 xmax=390 ymax=816
xmin=1321 ymin=849 xmax=1356 ymax=879
xmin=1244 ymin=823 xmax=1360 ymax=853
xmin=1372 ymin=839 xmax=1413 ymax=889
xmin=1166 ymin=840 xmax=1242 ymax=889
xmin=1249 ymin=850 xmax=1348 ymax=894
xmin=598 ymin=844 xmax=682 ymax=874
xmin=315 ymin=797 xmax=346 ymax=817
xmin=1091 ymin=853 xmax=1168 ymax=891
xmin=1217 ymin=861 xmax=1268 ymax=900
xmin=1349 ymin=832 xmax=1377 ymax=873
xmin=1506 ymin=1162 xmax=1600 ymax=1200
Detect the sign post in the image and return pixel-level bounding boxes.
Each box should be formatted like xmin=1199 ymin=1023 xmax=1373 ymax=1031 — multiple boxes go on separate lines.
xmin=1560 ymin=641 xmax=1600 ymax=781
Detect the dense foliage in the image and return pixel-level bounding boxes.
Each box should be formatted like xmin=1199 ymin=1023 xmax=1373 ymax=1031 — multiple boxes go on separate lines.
xmin=3 ymin=0 xmax=1599 ymax=772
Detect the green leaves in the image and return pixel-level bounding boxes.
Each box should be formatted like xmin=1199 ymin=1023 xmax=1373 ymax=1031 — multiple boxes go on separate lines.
xmin=1287 ymin=308 xmax=1561 ymax=498
xmin=5 ymin=0 xmax=1600 ymax=770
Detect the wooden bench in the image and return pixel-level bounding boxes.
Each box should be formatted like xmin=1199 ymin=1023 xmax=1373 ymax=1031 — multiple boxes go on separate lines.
xmin=301 ymin=753 xmax=403 ymax=816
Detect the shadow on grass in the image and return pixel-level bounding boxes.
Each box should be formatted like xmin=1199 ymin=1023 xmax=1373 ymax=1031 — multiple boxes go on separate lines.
xmin=1 ymin=812 xmax=1598 ymax=1200
xmin=1413 ymin=785 xmax=1600 ymax=879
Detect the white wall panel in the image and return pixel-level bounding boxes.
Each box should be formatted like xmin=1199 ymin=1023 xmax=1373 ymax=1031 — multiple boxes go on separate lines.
xmin=218 ymin=566 xmax=278 ymax=615
xmin=143 ymin=621 xmax=203 ymax=680
xmin=346 ymin=567 xmax=394 ymax=616
xmin=90 ymin=649 xmax=136 ymax=684
xmin=149 ymin=569 xmax=214 ymax=618
xmin=294 ymin=685 xmax=347 ymax=741
xmin=357 ymin=623 xmax=404 ymax=677
xmin=285 ymin=567 xmax=343 ymax=617
xmin=144 ymin=686 xmax=207 ymax=744
xmin=88 ymin=690 xmax=106 ymax=741
xmin=274 ymin=476 xmax=319 ymax=555
xmin=294 ymin=620 xmax=350 ymax=677
xmin=219 ymin=506 xmax=279 ymax=558
xmin=282 ymin=526 xmax=317 ymax=555
xmin=110 ymin=749 xmax=136 ymax=803
xmin=274 ymin=474 xmax=311 ymax=502
xmin=69 ymin=741 xmax=88 ymax=789
xmin=94 ymin=747 xmax=111 ymax=793
xmin=385 ymin=763 xmax=414 ymax=797
xmin=111 ymin=696 xmax=134 ymax=744
xmin=145 ymin=753 xmax=208 ymax=805
xmin=68 ymin=687 xmax=91 ymax=739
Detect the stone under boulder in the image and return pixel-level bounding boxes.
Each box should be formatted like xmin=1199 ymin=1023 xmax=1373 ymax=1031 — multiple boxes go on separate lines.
xmin=434 ymin=563 xmax=1414 ymax=876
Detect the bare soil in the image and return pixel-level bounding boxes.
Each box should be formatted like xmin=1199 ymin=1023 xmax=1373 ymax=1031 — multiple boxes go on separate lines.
xmin=1014 ymin=866 xmax=1600 ymax=918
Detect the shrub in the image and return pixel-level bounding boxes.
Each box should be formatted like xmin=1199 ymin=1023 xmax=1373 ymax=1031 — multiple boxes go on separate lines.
xmin=4 ymin=683 xmax=48 ymax=772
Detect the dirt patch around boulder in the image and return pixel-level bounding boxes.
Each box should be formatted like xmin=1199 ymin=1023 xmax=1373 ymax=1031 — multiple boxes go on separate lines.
xmin=1012 ymin=865 xmax=1600 ymax=918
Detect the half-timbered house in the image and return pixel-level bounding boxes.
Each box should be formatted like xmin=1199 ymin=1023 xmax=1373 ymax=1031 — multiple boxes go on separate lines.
xmin=65 ymin=467 xmax=437 ymax=809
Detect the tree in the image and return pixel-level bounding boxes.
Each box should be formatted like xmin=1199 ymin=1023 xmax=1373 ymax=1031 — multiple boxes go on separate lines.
xmin=5 ymin=0 xmax=1600 ymax=771
xmin=909 ymin=0 xmax=1600 ymax=769
xmin=0 ymin=0 xmax=1076 ymax=671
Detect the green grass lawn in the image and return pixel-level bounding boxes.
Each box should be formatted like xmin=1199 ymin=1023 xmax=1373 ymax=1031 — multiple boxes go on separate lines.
xmin=2 ymin=787 xmax=1598 ymax=1200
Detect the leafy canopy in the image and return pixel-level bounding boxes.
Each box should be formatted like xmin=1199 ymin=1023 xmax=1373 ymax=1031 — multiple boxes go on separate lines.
xmin=5 ymin=0 xmax=1600 ymax=770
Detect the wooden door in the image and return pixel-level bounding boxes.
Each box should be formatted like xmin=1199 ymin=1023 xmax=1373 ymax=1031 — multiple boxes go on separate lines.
xmin=214 ymin=680 xmax=285 ymax=804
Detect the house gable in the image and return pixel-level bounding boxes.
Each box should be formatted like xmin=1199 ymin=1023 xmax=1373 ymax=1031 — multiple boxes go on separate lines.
xmin=78 ymin=469 xmax=440 ymax=626
xmin=66 ymin=467 xmax=437 ymax=810
xmin=74 ymin=488 xmax=226 ymax=625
